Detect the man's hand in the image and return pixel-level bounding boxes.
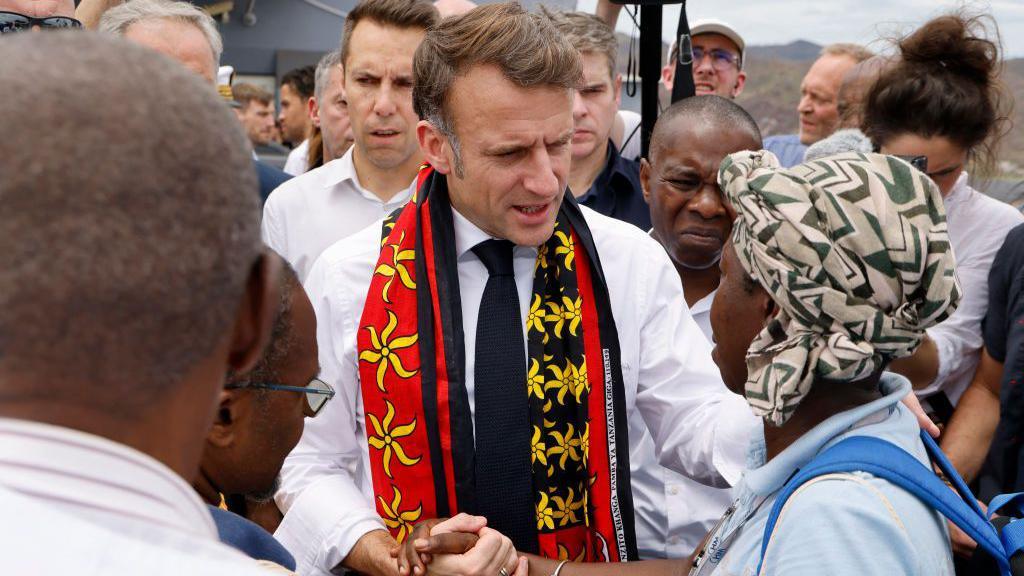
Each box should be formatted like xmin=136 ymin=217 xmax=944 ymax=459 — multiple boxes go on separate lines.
xmin=390 ymin=517 xmax=481 ymax=576
xmin=404 ymin=514 xmax=525 ymax=576
xmin=343 ymin=529 xmax=401 ymax=576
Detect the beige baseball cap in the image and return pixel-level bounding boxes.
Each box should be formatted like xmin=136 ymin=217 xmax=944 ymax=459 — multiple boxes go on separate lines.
xmin=690 ymin=18 xmax=745 ymax=62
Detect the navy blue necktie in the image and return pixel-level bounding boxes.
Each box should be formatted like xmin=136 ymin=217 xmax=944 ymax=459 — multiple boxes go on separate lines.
xmin=471 ymin=239 xmax=537 ymax=553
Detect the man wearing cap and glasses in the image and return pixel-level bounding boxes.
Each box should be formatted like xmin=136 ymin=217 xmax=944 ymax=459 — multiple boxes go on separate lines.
xmin=196 ymin=263 xmax=334 ymax=572
xmin=615 ymin=18 xmax=746 ymax=161
xmin=0 ymin=0 xmax=80 ymax=33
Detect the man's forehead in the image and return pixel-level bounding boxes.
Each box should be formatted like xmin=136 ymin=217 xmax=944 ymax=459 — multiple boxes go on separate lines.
xmin=346 ymin=20 xmax=422 ymax=72
xmin=693 ymin=32 xmax=740 ymax=55
xmin=1 ymin=0 xmax=74 ymax=18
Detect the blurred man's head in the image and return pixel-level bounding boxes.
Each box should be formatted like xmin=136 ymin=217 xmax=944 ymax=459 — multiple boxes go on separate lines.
xmin=415 ymin=3 xmax=581 ymax=247
xmin=201 ymin=264 xmax=325 ymax=503
xmin=0 ymin=0 xmax=77 ymax=32
xmin=641 ymin=96 xmax=761 ymax=273
xmin=99 ymin=0 xmax=222 ymax=84
xmin=798 ymin=43 xmax=872 ymax=145
xmin=0 ymin=33 xmax=279 ymax=479
xmin=661 ymin=19 xmax=745 ymax=98
xmin=340 ymin=0 xmax=439 ymax=174
xmin=312 ymin=51 xmax=354 ymax=163
xmin=233 ymin=83 xmax=277 ymax=147
xmin=279 ymin=66 xmax=315 ymax=145
xmin=836 ymin=55 xmax=890 ymax=130
xmin=543 ymin=9 xmax=620 ymax=171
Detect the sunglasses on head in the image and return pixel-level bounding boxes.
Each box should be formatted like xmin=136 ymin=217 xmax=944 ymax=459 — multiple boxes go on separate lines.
xmin=894 ymin=154 xmax=929 ymax=174
xmin=0 ymin=11 xmax=82 ymax=34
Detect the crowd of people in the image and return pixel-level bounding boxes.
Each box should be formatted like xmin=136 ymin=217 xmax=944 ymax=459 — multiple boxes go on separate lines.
xmin=1 ymin=0 xmax=1022 ymax=574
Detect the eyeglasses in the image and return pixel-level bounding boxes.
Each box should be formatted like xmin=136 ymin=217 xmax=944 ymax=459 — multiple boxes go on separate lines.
xmin=894 ymin=154 xmax=929 ymax=174
xmin=690 ymin=47 xmax=741 ymax=71
xmin=0 ymin=11 xmax=82 ymax=34
xmin=227 ymin=377 xmax=336 ymax=417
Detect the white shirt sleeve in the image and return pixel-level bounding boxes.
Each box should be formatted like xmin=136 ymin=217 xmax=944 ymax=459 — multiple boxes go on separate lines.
xmin=275 ymin=251 xmax=384 ymax=575
xmin=633 ymin=246 xmax=759 ymax=488
xmin=261 ymin=191 xmax=287 ymax=258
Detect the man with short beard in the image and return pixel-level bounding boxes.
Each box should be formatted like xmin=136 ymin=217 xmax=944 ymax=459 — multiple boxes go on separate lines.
xmin=261 ymin=0 xmax=439 ymax=281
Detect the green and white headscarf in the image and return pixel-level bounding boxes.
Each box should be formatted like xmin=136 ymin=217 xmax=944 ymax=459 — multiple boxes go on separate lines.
xmin=718 ymin=151 xmax=962 ymax=427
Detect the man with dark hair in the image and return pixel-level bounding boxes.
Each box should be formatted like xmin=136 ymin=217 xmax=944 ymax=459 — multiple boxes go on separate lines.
xmin=280 ymin=65 xmax=317 ymax=175
xmin=280 ymin=4 xmax=756 ymax=575
xmin=544 ymin=9 xmax=648 ymax=230
xmin=234 ymin=82 xmax=289 ymax=158
xmin=197 ymin=263 xmax=333 ymax=571
xmin=262 ymin=0 xmax=439 ymax=280
xmin=0 ymin=32 xmax=280 ymax=574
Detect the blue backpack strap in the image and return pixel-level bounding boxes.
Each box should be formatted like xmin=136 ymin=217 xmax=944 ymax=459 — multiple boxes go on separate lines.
xmin=756 ymin=433 xmax=1009 ymax=576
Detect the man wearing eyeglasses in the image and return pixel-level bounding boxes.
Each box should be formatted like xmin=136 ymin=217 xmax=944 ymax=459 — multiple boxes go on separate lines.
xmin=615 ymin=18 xmax=746 ymax=162
xmin=0 ymin=0 xmax=80 ymax=33
xmin=196 ymin=263 xmax=334 ymax=572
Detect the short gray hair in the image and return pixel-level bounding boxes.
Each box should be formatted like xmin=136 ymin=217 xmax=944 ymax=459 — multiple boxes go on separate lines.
xmin=99 ymin=0 xmax=223 ymax=66
xmin=820 ymin=43 xmax=874 ymax=64
xmin=314 ymin=51 xmax=342 ymax=103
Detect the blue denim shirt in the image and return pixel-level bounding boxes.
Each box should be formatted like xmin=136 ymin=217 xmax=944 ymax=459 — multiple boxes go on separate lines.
xmin=762 ymin=134 xmax=808 ymax=168
xmin=690 ymin=373 xmax=953 ymax=575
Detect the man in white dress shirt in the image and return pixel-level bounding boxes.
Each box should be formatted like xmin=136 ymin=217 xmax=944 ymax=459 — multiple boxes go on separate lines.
xmin=280 ymin=65 xmax=316 ymax=176
xmin=631 ymin=95 xmax=764 ymax=559
xmin=275 ymin=5 xmax=757 ymax=575
xmin=0 ymin=33 xmax=281 ymax=574
xmin=262 ymin=0 xmax=439 ymax=281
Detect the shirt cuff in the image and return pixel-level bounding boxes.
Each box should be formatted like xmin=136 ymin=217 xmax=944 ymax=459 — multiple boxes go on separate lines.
xmin=275 ymin=475 xmax=385 ymax=575
xmin=711 ymin=393 xmax=761 ymax=487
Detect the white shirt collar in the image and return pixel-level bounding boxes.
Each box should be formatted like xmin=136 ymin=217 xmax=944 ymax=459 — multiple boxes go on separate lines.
xmin=322 ymin=147 xmax=415 ymax=206
xmin=943 ymin=171 xmax=971 ymax=207
xmin=0 ymin=418 xmax=217 ymax=540
xmin=690 ymin=288 xmax=717 ymax=315
xmin=451 ymin=204 xmax=540 ymax=262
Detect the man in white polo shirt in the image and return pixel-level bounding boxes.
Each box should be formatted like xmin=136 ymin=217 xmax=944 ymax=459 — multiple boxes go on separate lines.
xmin=262 ymin=0 xmax=439 ymax=281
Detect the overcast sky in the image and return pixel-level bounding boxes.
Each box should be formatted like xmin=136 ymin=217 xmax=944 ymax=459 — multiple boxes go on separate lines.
xmin=576 ymin=0 xmax=1024 ymax=58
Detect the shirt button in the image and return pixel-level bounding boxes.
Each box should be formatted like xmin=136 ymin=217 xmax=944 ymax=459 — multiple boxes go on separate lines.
xmin=668 ymin=486 xmax=679 ymax=495
xmin=668 ymin=537 xmax=679 ymax=545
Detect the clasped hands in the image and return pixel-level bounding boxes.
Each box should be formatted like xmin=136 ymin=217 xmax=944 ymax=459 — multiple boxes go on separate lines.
xmin=389 ymin=514 xmax=528 ymax=576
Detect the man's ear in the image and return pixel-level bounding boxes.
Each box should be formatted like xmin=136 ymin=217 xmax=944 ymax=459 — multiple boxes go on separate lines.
xmin=417 ymin=120 xmax=452 ymax=175
xmin=308 ymin=96 xmax=321 ymax=128
xmin=639 ymin=158 xmax=652 ymax=203
xmin=207 ymin=389 xmax=241 ymax=448
xmin=732 ymin=71 xmax=747 ymax=98
xmin=227 ymin=248 xmax=282 ymax=376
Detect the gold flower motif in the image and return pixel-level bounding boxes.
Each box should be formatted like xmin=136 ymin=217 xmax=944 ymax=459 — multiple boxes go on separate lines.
xmin=551 ymin=486 xmax=586 ymax=526
xmin=359 ymin=310 xmax=418 ymax=392
xmin=545 ymin=296 xmax=582 ymax=339
xmin=378 ymin=485 xmax=422 ymax=543
xmin=375 ymin=231 xmax=416 ymax=303
xmin=528 ymin=359 xmax=545 ymax=399
xmin=536 ymin=491 xmax=559 ymax=531
xmin=546 ymin=423 xmax=583 ymax=470
xmin=554 ymin=230 xmax=575 ymax=270
xmin=545 ymin=359 xmax=589 ymax=405
xmin=367 ymin=400 xmax=421 ymax=477
xmin=531 ymin=425 xmax=548 ymax=467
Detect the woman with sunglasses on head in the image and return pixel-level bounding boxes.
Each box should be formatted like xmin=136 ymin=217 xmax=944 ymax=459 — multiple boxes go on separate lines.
xmin=862 ymin=14 xmax=1023 ymax=431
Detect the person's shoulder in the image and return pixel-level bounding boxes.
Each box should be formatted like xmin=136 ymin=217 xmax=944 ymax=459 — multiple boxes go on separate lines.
xmin=582 ymin=203 xmax=653 ymax=245
xmin=313 ymin=217 xmax=387 ymax=273
xmin=264 ymin=161 xmax=336 ymax=206
xmin=209 ymin=507 xmax=296 ymax=571
xmin=968 ymin=186 xmax=1024 ymax=230
xmin=763 ymin=133 xmax=801 ymax=145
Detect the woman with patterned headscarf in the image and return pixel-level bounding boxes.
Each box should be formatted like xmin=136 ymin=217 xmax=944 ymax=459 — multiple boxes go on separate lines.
xmin=393 ymin=150 xmax=961 ymax=575
xmin=686 ymin=150 xmax=962 ymax=575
